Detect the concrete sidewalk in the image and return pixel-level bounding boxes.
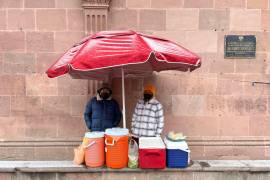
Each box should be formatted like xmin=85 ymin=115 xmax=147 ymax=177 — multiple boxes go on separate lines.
xmin=1 ymin=160 xmax=270 ymax=172
xmin=1 ymin=160 xmax=270 ymax=179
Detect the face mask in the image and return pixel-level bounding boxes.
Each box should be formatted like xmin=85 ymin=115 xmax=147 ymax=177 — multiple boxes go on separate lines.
xmin=100 ymin=92 xmax=110 ymax=100
xmin=143 ymin=93 xmax=153 ymax=102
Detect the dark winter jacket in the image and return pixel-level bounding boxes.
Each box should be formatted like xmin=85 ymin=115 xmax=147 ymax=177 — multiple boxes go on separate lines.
xmin=84 ymin=95 xmax=122 ymax=131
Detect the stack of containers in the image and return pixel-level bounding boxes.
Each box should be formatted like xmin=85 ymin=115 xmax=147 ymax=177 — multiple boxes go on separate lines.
xmin=164 ymin=138 xmax=190 ymax=168
xmin=84 ymin=132 xmax=105 ymax=167
xmin=139 ymin=137 xmax=166 ymax=169
xmin=105 ymin=128 xmax=129 ymax=168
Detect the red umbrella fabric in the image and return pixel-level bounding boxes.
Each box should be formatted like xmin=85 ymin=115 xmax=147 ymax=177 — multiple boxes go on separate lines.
xmin=46 ymin=30 xmax=201 ymax=80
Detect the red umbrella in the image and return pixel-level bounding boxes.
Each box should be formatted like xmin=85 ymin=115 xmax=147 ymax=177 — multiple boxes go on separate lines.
xmin=46 ymin=30 xmax=201 ymax=128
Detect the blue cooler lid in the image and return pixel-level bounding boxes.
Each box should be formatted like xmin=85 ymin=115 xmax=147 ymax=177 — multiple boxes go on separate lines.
xmin=105 ymin=128 xmax=129 ymax=136
xmin=84 ymin=131 xmax=104 ymax=138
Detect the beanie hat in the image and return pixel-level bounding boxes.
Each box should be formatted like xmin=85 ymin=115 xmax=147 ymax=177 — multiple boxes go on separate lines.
xmin=144 ymin=84 xmax=156 ymax=96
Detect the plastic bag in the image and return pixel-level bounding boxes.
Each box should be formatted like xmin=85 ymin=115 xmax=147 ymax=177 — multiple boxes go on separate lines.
xmin=128 ymin=139 xmax=139 ymax=168
xmin=73 ymin=145 xmax=85 ymax=165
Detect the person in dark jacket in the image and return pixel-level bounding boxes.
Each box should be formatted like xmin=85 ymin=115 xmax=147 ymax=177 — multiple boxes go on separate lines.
xmin=84 ymin=83 xmax=122 ymax=131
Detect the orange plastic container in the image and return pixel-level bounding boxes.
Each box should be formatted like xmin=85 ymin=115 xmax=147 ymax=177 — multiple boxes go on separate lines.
xmin=105 ymin=128 xmax=129 ymax=169
xmin=84 ymin=132 xmax=105 ymax=167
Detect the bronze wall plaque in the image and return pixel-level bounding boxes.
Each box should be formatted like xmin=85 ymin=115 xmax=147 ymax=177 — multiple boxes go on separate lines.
xmin=224 ymin=35 xmax=256 ymax=59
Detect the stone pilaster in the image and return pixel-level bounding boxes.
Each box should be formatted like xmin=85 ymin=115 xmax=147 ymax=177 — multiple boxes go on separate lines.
xmin=82 ymin=0 xmax=111 ymax=35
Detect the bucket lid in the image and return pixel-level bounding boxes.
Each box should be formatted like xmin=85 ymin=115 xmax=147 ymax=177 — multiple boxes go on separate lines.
xmin=164 ymin=138 xmax=190 ymax=152
xmin=139 ymin=137 xmax=165 ymax=149
xmin=105 ymin=128 xmax=129 ymax=136
xmin=84 ymin=131 xmax=104 ymax=138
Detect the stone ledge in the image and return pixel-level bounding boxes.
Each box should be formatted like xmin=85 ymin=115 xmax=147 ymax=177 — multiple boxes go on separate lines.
xmin=1 ymin=160 xmax=270 ymax=173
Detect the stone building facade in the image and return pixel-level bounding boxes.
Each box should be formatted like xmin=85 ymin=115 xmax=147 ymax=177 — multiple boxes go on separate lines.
xmin=0 ymin=0 xmax=270 ymax=160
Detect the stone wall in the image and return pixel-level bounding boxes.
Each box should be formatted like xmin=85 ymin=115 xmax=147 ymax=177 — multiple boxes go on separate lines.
xmin=109 ymin=0 xmax=270 ymax=160
xmin=0 ymin=0 xmax=270 ymax=160
xmin=0 ymin=0 xmax=88 ymax=160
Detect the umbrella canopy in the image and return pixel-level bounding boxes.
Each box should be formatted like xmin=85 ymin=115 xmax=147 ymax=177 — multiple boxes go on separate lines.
xmin=46 ymin=30 xmax=201 ymax=128
xmin=46 ymin=30 xmax=201 ymax=80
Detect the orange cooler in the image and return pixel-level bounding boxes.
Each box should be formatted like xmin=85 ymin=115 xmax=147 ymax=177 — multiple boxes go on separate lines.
xmin=84 ymin=132 xmax=105 ymax=167
xmin=105 ymin=128 xmax=129 ymax=169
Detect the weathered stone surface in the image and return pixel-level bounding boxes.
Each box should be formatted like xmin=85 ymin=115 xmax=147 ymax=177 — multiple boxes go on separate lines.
xmin=185 ymin=31 xmax=218 ymax=53
xmin=215 ymin=0 xmax=246 ymax=8
xmin=57 ymin=76 xmax=88 ymax=95
xmin=0 ymin=0 xmax=23 ymax=8
xmin=36 ymin=53 xmax=60 ymax=73
xmin=26 ymin=32 xmax=54 ymax=52
xmin=250 ymin=116 xmax=270 ymax=136
xmin=57 ymin=116 xmax=86 ymax=138
xmin=257 ymin=32 xmax=270 ymax=52
xmin=199 ymin=9 xmax=229 ymax=30
xmin=155 ymin=73 xmax=187 ymax=95
xmin=209 ymin=58 xmax=234 ymax=73
xmin=108 ymin=9 xmax=138 ymax=30
xmin=172 ymin=95 xmax=205 ymax=116
xmin=247 ymin=0 xmax=268 ymax=9
xmin=37 ymin=9 xmax=67 ymax=31
xmin=34 ymin=147 xmax=73 ymax=160
xmin=216 ymin=74 xmax=244 ymax=95
xmin=127 ymin=0 xmax=150 ymax=8
xmin=54 ymin=32 xmax=84 ymax=52
xmin=235 ymin=54 xmax=267 ymax=73
xmin=192 ymin=53 xmax=213 ymax=73
xmin=67 ymin=10 xmax=84 ymax=31
xmin=3 ymin=53 xmax=35 ymax=74
xmin=26 ymin=74 xmax=58 ymax=96
xmin=206 ymin=95 xmax=228 ymax=116
xmin=151 ymin=0 xmax=183 ymax=8
xmin=166 ymin=115 xmax=219 ymax=136
xmin=0 ymin=32 xmax=25 ymax=52
xmin=234 ymin=147 xmax=266 ymax=159
xmin=0 ymin=96 xmax=10 ymax=116
xmin=110 ymin=0 xmax=126 ymax=8
xmin=167 ymin=9 xmax=199 ymax=30
xmin=219 ymin=116 xmax=249 ymax=136
xmin=227 ymin=96 xmax=268 ymax=116
xmin=0 ymin=75 xmax=25 ymax=95
xmin=184 ymin=0 xmax=213 ymax=8
xmin=58 ymin=173 xmax=102 ymax=180
xmin=152 ymin=31 xmax=186 ymax=46
xmin=0 ymin=117 xmax=26 ymax=140
xmin=185 ymin=74 xmax=217 ymax=95
xmin=24 ymin=0 xmax=55 ymax=8
xmin=42 ymin=96 xmax=71 ymax=116
xmin=7 ymin=9 xmax=35 ymax=30
xmin=70 ymin=96 xmax=88 ymax=116
xmin=0 ymin=10 xmax=6 ymax=30
xmin=56 ymin=0 xmax=81 ymax=8
xmin=11 ymin=96 xmax=42 ymax=116
xmin=139 ymin=10 xmax=166 ymax=31
xmin=190 ymin=146 xmax=205 ymax=159
xmin=243 ymin=74 xmax=270 ymax=95
xmin=25 ymin=116 xmax=58 ymax=138
xmin=262 ymin=10 xmax=270 ymax=31
xmin=230 ymin=9 xmax=261 ymax=31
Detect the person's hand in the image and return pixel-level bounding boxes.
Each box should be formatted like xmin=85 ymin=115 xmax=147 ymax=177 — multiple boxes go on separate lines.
xmin=129 ymin=133 xmax=138 ymax=138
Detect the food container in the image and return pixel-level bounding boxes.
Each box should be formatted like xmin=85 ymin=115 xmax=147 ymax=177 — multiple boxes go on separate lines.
xmin=139 ymin=137 xmax=166 ymax=169
xmin=164 ymin=138 xmax=190 ymax=168
xmin=105 ymin=128 xmax=129 ymax=168
xmin=84 ymin=131 xmax=105 ymax=167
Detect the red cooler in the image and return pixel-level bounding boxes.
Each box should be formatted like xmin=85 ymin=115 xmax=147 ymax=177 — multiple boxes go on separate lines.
xmin=139 ymin=137 xmax=166 ymax=169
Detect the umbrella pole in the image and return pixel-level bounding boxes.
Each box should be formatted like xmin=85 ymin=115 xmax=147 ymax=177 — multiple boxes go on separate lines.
xmin=121 ymin=67 xmax=126 ymax=128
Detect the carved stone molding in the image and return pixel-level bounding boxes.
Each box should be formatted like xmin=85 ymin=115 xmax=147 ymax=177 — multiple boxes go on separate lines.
xmin=81 ymin=0 xmax=111 ymax=35
xmin=82 ymin=0 xmax=111 ymax=9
